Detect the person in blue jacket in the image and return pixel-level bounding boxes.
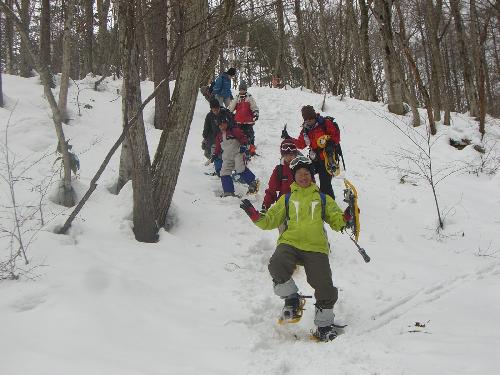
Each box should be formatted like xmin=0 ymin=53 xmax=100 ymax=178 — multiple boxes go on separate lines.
xmin=212 ymin=68 xmax=236 ymax=107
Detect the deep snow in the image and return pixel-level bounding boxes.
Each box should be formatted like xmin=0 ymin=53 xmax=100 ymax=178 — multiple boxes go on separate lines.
xmin=1 ymin=73 xmax=499 ymax=375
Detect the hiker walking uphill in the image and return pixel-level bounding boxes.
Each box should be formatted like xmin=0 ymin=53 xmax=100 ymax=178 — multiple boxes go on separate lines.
xmin=239 ymin=156 xmax=354 ymax=342
xmin=212 ymin=111 xmax=259 ymax=197
xmin=212 ymin=68 xmax=236 ymax=108
xmin=282 ymin=105 xmax=341 ymax=200
xmin=228 ymin=81 xmax=259 ymax=151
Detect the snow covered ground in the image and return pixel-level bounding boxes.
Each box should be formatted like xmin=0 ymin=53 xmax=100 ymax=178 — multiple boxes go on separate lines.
xmin=1 ymin=73 xmax=499 ymax=375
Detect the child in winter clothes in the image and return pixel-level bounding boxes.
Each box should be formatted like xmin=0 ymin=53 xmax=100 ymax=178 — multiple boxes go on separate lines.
xmin=262 ymin=139 xmax=298 ymax=210
xmin=202 ymin=98 xmax=222 ymax=160
xmin=228 ymin=81 xmax=259 ymax=147
xmin=212 ymin=112 xmax=259 ymax=197
xmin=240 ymin=156 xmax=353 ymax=342
xmin=212 ymin=68 xmax=236 ymax=108
xmin=282 ymin=105 xmax=340 ymax=199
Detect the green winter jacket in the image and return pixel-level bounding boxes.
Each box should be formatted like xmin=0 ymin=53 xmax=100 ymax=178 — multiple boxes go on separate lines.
xmin=255 ymin=182 xmax=345 ymax=254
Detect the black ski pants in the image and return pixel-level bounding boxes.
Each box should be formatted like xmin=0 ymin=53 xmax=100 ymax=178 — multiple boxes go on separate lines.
xmin=313 ymin=159 xmax=335 ymax=200
xmin=268 ymin=243 xmax=338 ymax=309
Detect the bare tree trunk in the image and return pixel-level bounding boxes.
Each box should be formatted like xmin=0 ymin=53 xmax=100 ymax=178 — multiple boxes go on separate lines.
xmin=450 ymin=0 xmax=479 ymax=117
xmin=294 ymin=0 xmax=313 ymax=90
xmin=198 ymin=0 xmax=236 ymax=85
xmin=317 ymin=0 xmax=336 ymax=94
xmin=373 ymin=0 xmax=405 ymax=115
xmin=359 ymin=0 xmax=378 ymax=101
xmin=19 ymin=0 xmax=32 ymax=77
xmin=58 ymin=0 xmax=75 ymax=123
xmin=96 ymin=0 xmax=111 ymax=76
xmin=470 ymin=0 xmax=489 ymax=137
xmin=0 ymin=10 xmax=3 ymax=107
xmin=274 ymin=0 xmax=286 ymax=81
xmin=83 ymin=0 xmax=94 ymax=77
xmin=117 ymin=0 xmax=158 ymax=242
xmin=4 ymin=0 xmax=14 ymax=74
xmin=423 ymin=0 xmax=443 ymax=122
xmin=140 ymin=0 xmax=154 ymax=79
xmin=394 ymin=0 xmax=435 ymax=133
xmin=151 ymin=0 xmax=170 ymax=130
xmin=40 ymin=0 xmax=53 ymax=87
xmin=152 ymin=0 xmax=217 ymax=228
xmin=0 ymin=1 xmax=75 ymax=206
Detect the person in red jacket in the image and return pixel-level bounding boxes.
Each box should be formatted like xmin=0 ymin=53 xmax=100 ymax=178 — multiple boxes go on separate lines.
xmin=262 ymin=139 xmax=298 ymax=210
xmin=228 ymin=81 xmax=259 ymax=148
xmin=282 ymin=105 xmax=340 ymax=199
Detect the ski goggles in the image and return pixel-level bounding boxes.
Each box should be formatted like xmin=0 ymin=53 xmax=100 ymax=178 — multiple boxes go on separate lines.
xmin=280 ymin=144 xmax=297 ymax=153
xmin=289 ymin=155 xmax=312 ymax=170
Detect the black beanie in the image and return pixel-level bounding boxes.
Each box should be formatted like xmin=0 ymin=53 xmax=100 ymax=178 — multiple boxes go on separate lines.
xmin=226 ymin=67 xmax=236 ymax=76
xmin=301 ymin=105 xmax=316 ymax=120
xmin=209 ymin=98 xmax=220 ymax=109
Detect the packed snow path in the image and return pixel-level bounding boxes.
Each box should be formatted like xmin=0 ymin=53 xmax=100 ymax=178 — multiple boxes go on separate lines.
xmin=0 ymin=75 xmax=499 ymax=374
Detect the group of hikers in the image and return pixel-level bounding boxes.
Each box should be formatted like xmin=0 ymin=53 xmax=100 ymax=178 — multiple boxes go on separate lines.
xmin=201 ymin=68 xmax=355 ymax=342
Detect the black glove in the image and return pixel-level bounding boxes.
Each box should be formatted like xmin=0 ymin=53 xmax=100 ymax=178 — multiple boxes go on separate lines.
xmin=240 ymin=199 xmax=260 ymax=221
xmin=253 ymin=111 xmax=259 ymax=121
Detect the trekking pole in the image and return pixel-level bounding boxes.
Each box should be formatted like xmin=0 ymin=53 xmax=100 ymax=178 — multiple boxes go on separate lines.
xmin=348 ymin=235 xmax=371 ymax=263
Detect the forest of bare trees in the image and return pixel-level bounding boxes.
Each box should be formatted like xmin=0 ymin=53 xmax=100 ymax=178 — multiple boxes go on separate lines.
xmin=0 ymin=0 xmax=498 ymax=242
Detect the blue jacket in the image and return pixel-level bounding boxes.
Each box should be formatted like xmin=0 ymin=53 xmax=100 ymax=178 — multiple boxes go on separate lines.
xmin=212 ymin=73 xmax=233 ymax=100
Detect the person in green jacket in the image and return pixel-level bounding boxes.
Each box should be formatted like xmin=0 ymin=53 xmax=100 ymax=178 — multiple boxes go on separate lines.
xmin=240 ymin=155 xmax=353 ymax=341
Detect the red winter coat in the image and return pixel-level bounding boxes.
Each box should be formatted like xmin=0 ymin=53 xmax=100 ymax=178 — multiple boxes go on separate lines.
xmin=292 ymin=115 xmax=340 ymax=160
xmin=229 ymin=94 xmax=259 ymax=125
xmin=262 ymin=163 xmax=294 ymax=209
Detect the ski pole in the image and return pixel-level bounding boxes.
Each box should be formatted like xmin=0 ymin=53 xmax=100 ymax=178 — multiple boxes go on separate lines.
xmin=349 ymin=235 xmax=371 ymax=263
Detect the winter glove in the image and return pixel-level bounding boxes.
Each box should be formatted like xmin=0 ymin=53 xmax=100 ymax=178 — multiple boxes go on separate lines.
xmin=260 ymin=204 xmax=268 ymax=214
xmin=281 ymin=128 xmax=291 ymax=139
xmin=253 ymin=111 xmax=259 ymax=121
xmin=239 ymin=145 xmax=248 ymax=154
xmin=343 ymin=207 xmax=354 ymax=228
xmin=240 ymin=199 xmax=260 ymax=222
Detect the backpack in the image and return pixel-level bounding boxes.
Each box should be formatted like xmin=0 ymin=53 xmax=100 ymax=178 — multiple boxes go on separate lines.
xmin=322 ymin=116 xmax=345 ymax=170
xmin=283 ymin=191 xmax=326 ymax=230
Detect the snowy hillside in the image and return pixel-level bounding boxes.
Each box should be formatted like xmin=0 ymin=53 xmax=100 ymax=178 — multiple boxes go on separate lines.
xmin=1 ymin=74 xmax=499 ymax=375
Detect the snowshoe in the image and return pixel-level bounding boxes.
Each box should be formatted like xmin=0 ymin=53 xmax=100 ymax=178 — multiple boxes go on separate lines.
xmin=246 ymin=179 xmax=260 ymax=195
xmin=324 ymin=151 xmax=340 ymax=176
xmin=278 ymin=295 xmax=306 ymax=324
xmin=310 ymin=325 xmax=339 ymax=342
xmin=316 ymin=135 xmax=340 ymax=176
xmin=343 ymin=179 xmax=360 ymax=241
xmin=220 ymin=192 xmax=241 ymax=198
